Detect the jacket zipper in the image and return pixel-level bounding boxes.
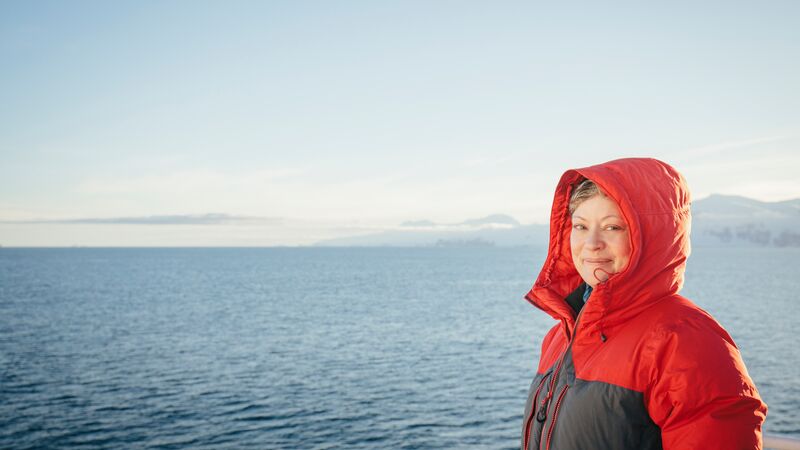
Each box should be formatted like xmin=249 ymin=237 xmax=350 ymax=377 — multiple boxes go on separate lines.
xmin=531 ymin=372 xmax=550 ymax=419
xmin=536 ymin=351 xmax=566 ymax=422
xmin=537 ymin=310 xmax=582 ymax=423
xmin=522 ymin=372 xmax=551 ymax=450
xmin=533 ymin=307 xmax=586 ymax=450
xmin=544 ymin=384 xmax=569 ymax=450
xmin=524 ymin=341 xmax=568 ymax=450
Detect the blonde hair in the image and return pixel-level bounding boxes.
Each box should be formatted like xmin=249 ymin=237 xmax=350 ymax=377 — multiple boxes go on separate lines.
xmin=569 ymin=179 xmax=603 ymax=215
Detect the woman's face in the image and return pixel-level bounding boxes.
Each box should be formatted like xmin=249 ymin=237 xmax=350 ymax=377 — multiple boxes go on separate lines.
xmin=570 ymin=195 xmax=632 ymax=288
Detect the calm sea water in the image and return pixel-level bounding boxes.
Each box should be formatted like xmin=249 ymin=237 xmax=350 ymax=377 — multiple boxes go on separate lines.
xmin=0 ymin=247 xmax=797 ymax=449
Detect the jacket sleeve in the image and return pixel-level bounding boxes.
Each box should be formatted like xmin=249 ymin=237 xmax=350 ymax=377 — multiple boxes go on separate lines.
xmin=644 ymin=320 xmax=767 ymax=450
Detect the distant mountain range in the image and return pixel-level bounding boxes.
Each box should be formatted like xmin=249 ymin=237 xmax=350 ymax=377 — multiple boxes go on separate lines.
xmin=315 ymin=213 xmax=547 ymax=247
xmin=691 ymin=194 xmax=800 ymax=247
xmin=314 ymin=194 xmax=800 ymax=248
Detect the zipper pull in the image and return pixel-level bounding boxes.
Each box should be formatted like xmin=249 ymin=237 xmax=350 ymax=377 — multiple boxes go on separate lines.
xmin=536 ymin=388 xmax=554 ymax=423
xmin=536 ymin=405 xmax=547 ymax=423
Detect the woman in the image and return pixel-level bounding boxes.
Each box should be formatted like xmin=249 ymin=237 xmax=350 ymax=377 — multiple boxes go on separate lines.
xmin=521 ymin=158 xmax=766 ymax=450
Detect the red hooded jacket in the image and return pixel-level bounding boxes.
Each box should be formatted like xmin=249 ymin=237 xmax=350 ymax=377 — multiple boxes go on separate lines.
xmin=521 ymin=158 xmax=766 ymax=450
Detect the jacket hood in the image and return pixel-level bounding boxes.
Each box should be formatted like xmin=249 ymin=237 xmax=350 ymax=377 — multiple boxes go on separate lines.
xmin=525 ymin=158 xmax=692 ymax=334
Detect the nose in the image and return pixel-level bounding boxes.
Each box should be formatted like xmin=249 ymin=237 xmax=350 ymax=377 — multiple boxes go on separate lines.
xmin=585 ymin=229 xmax=604 ymax=250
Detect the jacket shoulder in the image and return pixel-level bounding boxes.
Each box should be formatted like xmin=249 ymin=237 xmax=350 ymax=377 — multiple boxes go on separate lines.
xmin=537 ymin=322 xmax=567 ymax=373
xmin=644 ymin=294 xmax=736 ymax=348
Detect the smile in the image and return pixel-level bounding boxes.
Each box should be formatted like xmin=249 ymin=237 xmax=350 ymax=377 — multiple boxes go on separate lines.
xmin=584 ymin=258 xmax=612 ymax=264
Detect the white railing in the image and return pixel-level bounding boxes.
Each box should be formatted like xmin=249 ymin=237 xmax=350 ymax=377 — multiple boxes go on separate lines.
xmin=765 ymin=433 xmax=800 ymax=450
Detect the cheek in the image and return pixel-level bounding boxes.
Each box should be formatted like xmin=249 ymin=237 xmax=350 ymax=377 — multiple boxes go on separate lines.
xmin=570 ymin=234 xmax=580 ymax=258
xmin=614 ymin=237 xmax=632 ymax=266
xmin=569 ymin=236 xmax=578 ymax=269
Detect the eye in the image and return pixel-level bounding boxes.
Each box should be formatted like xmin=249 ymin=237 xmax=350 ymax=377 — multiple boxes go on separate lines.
xmin=604 ymin=224 xmax=625 ymax=231
xmin=572 ymin=224 xmax=587 ymax=230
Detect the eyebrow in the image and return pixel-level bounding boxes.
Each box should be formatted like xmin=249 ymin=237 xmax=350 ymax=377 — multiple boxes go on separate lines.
xmin=572 ymin=215 xmax=623 ymax=220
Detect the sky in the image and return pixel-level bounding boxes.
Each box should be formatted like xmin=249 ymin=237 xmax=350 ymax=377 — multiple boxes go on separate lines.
xmin=1 ymin=0 xmax=799 ymax=246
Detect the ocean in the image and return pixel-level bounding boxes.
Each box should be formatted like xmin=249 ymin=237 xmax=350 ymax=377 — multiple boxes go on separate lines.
xmin=0 ymin=247 xmax=797 ymax=449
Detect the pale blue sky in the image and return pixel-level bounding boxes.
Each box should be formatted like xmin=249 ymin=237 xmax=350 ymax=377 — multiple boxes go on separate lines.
xmin=1 ymin=1 xmax=798 ymax=245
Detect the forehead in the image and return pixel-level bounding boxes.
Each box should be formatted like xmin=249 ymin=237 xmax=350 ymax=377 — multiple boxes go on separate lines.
xmin=572 ymin=195 xmax=624 ymax=218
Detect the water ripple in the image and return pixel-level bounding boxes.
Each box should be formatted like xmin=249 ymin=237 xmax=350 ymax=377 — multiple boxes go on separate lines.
xmin=0 ymin=247 xmax=796 ymax=448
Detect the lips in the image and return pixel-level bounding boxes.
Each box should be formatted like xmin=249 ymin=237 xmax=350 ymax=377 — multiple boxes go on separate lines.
xmin=583 ymin=258 xmax=612 ymax=264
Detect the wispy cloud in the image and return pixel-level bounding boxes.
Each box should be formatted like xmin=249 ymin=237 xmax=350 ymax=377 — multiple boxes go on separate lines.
xmin=0 ymin=213 xmax=282 ymax=225
xmin=75 ymin=168 xmax=304 ymax=195
xmin=671 ymin=134 xmax=793 ymax=158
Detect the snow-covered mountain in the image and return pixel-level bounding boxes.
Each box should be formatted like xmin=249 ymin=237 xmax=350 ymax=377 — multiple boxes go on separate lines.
xmin=313 ymin=195 xmax=800 ymax=247
xmin=314 ymin=214 xmax=546 ymax=247
xmin=691 ymin=194 xmax=800 ymax=247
